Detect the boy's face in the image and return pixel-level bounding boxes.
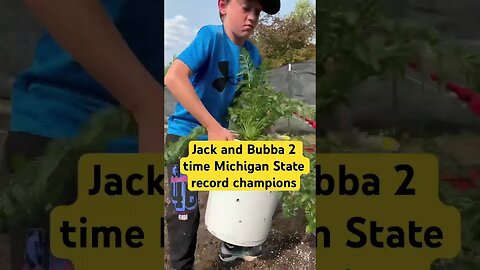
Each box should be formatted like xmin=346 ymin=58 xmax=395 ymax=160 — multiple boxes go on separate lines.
xmin=220 ymin=0 xmax=263 ymax=44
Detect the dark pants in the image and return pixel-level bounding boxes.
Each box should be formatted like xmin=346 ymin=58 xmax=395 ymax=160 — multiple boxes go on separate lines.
xmin=165 ymin=134 xmax=200 ymax=270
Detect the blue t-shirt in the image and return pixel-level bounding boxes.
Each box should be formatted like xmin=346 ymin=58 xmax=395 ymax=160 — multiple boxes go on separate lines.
xmin=167 ymin=25 xmax=262 ymax=138
xmin=10 ymin=0 xmax=162 ymax=152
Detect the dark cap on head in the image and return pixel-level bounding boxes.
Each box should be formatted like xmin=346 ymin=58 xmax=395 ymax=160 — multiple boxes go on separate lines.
xmin=261 ymin=0 xmax=281 ymax=15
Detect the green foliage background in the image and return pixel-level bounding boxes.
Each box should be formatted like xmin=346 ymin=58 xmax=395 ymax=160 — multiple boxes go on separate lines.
xmin=317 ymin=0 xmax=480 ymax=268
xmin=317 ymin=0 xmax=480 ymax=116
xmin=252 ymin=0 xmax=316 ymax=69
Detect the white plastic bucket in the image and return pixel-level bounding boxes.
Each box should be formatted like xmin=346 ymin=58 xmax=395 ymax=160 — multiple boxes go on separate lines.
xmin=205 ymin=190 xmax=281 ymax=246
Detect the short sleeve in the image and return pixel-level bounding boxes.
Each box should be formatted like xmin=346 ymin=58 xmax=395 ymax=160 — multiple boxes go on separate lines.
xmin=177 ymin=26 xmax=215 ymax=74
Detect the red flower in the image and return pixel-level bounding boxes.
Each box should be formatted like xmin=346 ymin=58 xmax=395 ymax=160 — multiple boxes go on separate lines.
xmin=441 ymin=171 xmax=477 ymax=191
xmin=447 ymin=83 xmax=475 ymax=103
xmin=304 ymin=146 xmax=316 ymax=153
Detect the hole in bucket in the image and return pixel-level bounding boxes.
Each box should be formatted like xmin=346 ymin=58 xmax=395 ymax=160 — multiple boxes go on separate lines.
xmin=236 ymin=198 xmax=240 ymax=202
xmin=239 ymin=220 xmax=242 ymax=223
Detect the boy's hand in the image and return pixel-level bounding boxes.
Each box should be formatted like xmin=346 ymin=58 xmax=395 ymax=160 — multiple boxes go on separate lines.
xmin=207 ymin=126 xmax=235 ymax=141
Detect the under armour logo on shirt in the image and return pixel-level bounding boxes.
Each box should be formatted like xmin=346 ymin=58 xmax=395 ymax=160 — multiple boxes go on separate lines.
xmin=212 ymin=61 xmax=241 ymax=92
xmin=212 ymin=61 xmax=230 ymax=92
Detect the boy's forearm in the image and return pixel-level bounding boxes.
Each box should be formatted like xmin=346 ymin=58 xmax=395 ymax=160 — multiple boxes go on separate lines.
xmin=23 ymin=0 xmax=164 ymax=147
xmin=165 ymin=72 xmax=222 ymax=131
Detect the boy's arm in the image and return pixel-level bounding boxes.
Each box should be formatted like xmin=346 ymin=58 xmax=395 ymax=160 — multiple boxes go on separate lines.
xmin=164 ymin=60 xmax=234 ymax=141
xmin=23 ymin=0 xmax=163 ymax=153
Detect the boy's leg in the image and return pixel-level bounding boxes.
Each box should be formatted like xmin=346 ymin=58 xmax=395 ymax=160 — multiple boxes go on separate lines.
xmin=3 ymin=131 xmax=76 ymax=270
xmin=165 ymin=134 xmax=200 ymax=270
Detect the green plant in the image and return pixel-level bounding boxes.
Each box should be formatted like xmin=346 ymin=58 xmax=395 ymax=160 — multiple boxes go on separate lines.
xmin=317 ymin=0 xmax=480 ymax=266
xmin=0 ymin=107 xmax=137 ymax=232
xmin=228 ymin=49 xmax=314 ymax=141
xmin=315 ymin=129 xmax=480 ymax=268
xmin=281 ymin=149 xmax=316 ymax=233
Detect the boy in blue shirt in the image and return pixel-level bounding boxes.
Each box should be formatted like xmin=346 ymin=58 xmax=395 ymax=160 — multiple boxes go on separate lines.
xmin=164 ymin=0 xmax=280 ymax=268
xmin=2 ymin=0 xmax=163 ymax=269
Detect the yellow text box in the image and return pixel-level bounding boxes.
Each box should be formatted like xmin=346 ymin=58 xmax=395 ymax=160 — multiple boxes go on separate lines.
xmin=180 ymin=141 xmax=310 ymax=191
xmin=316 ymin=153 xmax=461 ymax=270
xmin=50 ymin=154 xmax=164 ymax=270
